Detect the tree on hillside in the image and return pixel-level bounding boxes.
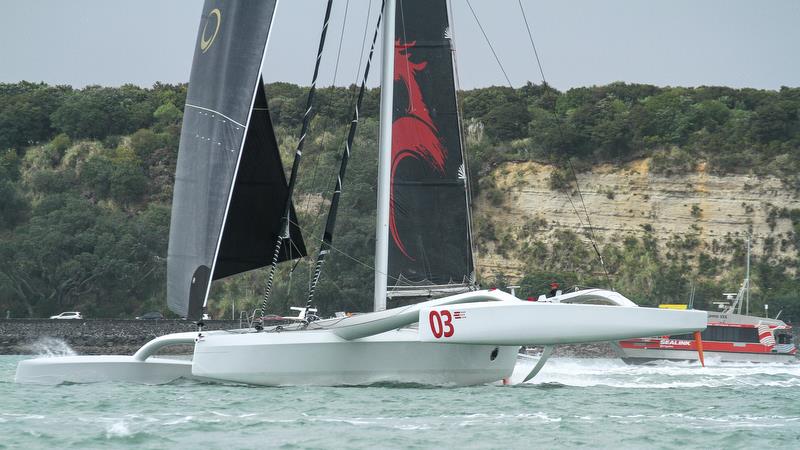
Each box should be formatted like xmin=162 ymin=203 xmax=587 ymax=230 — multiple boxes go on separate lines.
xmin=0 ymin=82 xmax=70 ymax=150
xmin=484 ymin=102 xmax=531 ymax=142
xmin=50 ymin=85 xmax=157 ymax=140
xmin=0 ymin=195 xmax=167 ymax=317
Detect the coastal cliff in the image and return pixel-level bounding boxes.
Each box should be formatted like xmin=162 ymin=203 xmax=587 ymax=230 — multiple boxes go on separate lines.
xmin=472 ymin=158 xmax=800 ymax=313
xmin=475 ymin=158 xmax=798 ymax=278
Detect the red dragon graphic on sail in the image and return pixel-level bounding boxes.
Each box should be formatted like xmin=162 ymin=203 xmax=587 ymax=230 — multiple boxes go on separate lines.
xmin=391 ymin=40 xmax=447 ymax=260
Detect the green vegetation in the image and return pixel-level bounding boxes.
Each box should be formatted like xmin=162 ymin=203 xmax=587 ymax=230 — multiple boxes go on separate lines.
xmin=504 ymin=231 xmax=800 ymax=318
xmin=0 ymin=82 xmax=183 ymax=318
xmin=0 ymin=81 xmax=798 ymax=320
xmin=464 ymin=82 xmax=800 ymax=186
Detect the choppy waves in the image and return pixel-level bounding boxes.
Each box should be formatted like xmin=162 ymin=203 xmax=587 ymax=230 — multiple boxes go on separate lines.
xmin=2 ymin=355 xmax=800 ymax=449
xmin=528 ymin=357 xmax=800 ymax=389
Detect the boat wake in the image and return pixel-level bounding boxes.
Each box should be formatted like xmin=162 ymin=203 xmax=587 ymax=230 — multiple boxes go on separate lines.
xmin=527 ymin=357 xmax=800 ymax=389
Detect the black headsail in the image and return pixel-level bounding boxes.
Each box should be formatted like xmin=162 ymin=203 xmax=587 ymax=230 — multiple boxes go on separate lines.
xmin=168 ymin=0 xmax=305 ymax=319
xmin=388 ymin=0 xmax=476 ymax=298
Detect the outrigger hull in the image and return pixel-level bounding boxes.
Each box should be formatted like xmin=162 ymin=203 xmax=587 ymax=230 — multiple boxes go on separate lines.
xmin=15 ymin=355 xmax=196 ymax=385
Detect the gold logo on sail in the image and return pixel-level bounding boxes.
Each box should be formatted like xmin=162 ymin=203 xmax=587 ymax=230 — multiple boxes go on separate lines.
xmin=200 ymin=8 xmax=221 ymax=53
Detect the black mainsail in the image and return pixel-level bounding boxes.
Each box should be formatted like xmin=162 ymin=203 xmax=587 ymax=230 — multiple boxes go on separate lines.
xmin=168 ymin=0 xmax=305 ymax=319
xmin=387 ymin=0 xmax=475 ymax=297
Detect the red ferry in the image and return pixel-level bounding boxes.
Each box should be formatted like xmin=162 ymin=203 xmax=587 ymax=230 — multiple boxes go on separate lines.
xmin=614 ymin=287 xmax=796 ymax=364
xmin=615 ymin=314 xmax=795 ymax=364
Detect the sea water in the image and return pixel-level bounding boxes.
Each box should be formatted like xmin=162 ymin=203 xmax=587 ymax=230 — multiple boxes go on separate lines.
xmin=2 ymin=352 xmax=800 ymax=449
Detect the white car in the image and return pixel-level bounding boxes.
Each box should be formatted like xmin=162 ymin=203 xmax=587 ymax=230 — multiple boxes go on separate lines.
xmin=50 ymin=311 xmax=83 ymax=320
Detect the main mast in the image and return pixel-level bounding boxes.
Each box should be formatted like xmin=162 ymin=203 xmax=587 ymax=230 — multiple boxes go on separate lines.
xmin=374 ymin=0 xmax=395 ymax=312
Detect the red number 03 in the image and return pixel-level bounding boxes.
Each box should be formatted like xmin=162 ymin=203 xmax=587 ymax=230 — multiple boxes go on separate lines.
xmin=428 ymin=310 xmax=454 ymax=339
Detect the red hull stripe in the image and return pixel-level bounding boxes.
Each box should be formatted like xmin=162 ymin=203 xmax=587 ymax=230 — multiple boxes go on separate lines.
xmin=619 ymin=339 xmax=796 ymax=355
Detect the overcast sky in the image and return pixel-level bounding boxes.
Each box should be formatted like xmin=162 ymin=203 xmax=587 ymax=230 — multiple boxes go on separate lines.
xmin=3 ymin=0 xmax=799 ymax=91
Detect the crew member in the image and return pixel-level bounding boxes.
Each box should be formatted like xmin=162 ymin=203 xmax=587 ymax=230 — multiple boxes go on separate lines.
xmin=548 ymin=282 xmax=559 ymax=298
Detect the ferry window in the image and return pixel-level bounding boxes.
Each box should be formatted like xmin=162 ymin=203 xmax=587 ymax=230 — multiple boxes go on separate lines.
xmin=669 ymin=333 xmax=694 ymax=340
xmin=701 ymin=326 xmax=759 ymax=343
xmin=776 ymin=333 xmax=792 ymax=344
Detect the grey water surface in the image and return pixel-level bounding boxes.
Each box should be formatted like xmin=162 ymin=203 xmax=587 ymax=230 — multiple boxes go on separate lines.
xmin=2 ymin=353 xmax=799 ymax=449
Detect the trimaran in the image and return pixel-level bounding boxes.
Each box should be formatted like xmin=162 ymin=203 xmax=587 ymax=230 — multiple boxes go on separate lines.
xmin=16 ymin=0 xmax=706 ymax=386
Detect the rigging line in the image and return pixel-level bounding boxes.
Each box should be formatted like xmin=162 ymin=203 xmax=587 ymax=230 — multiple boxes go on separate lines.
xmin=289 ymin=217 xmax=405 ymax=285
xmin=334 ymin=0 xmax=373 ymax=134
xmin=516 ymin=0 xmax=610 ymax=287
xmin=299 ymin=0 xmax=351 ymax=236
xmin=320 ymin=0 xmax=376 ymax=213
xmin=257 ymin=0 xmax=336 ymax=328
xmin=295 ymin=3 xmax=349 ymax=225
xmin=288 ymin=1 xmax=380 ymax=309
xmin=301 ymin=0 xmax=376 ymax=265
xmin=465 ymin=0 xmax=513 ymax=88
xmin=517 ymin=0 xmax=547 ymax=86
xmin=354 ymin=0 xmax=374 ymax=90
xmin=331 ymin=0 xmax=375 ymax=193
xmin=332 ymin=0 xmax=350 ymax=86
xmin=305 ymin=0 xmax=386 ymax=315
xmin=314 ymin=0 xmax=374 ymax=218
xmin=563 ymin=181 xmax=587 ymax=229
xmin=293 ymin=0 xmax=377 ymax=294
xmin=448 ymin=0 xmax=480 ymax=275
xmin=567 ymin=158 xmax=613 ymax=287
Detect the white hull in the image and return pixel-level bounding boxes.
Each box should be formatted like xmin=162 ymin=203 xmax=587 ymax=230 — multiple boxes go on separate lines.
xmin=419 ymin=296 xmax=707 ymax=345
xmin=193 ymin=328 xmax=518 ymax=386
xmin=16 ymin=329 xmax=519 ymax=386
xmin=15 ymin=355 xmax=196 ymax=385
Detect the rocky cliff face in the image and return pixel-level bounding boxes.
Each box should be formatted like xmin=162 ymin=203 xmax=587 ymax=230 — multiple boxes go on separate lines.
xmin=473 ymin=158 xmax=800 ymax=280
